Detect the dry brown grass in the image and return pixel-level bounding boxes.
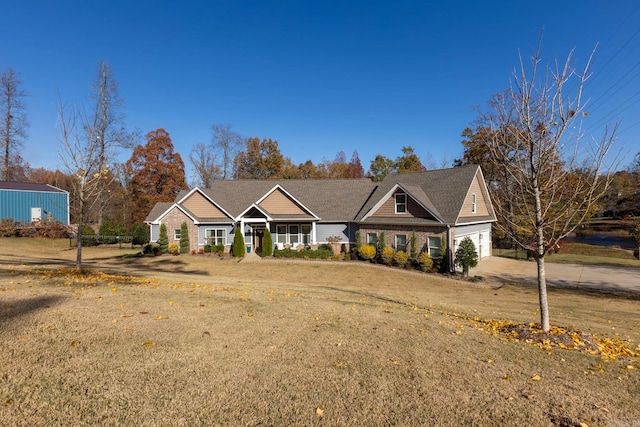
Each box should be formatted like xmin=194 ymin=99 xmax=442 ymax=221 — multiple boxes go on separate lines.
xmin=0 ymin=238 xmax=639 ymax=426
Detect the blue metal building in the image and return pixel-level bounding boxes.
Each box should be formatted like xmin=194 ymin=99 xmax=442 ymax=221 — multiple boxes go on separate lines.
xmin=0 ymin=182 xmax=70 ymax=225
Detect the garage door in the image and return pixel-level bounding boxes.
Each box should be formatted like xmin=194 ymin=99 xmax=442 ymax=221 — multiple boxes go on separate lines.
xmin=455 ymin=231 xmax=491 ymax=259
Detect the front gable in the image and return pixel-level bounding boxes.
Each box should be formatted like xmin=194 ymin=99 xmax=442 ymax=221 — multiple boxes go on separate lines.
xmin=181 ymin=189 xmax=231 ymax=220
xmin=456 ymin=168 xmax=496 ymax=224
xmin=362 ymin=184 xmax=441 ymax=222
xmin=255 ymin=185 xmax=319 ymax=219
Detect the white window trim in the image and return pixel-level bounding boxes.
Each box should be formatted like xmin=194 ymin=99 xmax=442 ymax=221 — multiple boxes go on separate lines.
xmin=395 ymin=234 xmax=407 ymax=252
xmin=395 ymin=193 xmax=407 ymax=214
xmin=289 ymin=224 xmax=300 ymax=244
xmin=367 ymin=232 xmax=377 ymax=245
xmin=471 ymin=193 xmax=477 ymax=213
xmin=428 ymin=236 xmax=441 ymax=259
xmin=205 ymin=228 xmax=227 ymax=246
xmin=276 ymin=225 xmax=287 ymax=244
xmin=174 ymin=229 xmax=181 ymax=240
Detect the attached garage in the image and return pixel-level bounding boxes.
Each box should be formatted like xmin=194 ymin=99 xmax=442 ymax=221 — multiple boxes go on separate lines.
xmin=454 ymin=223 xmax=492 ymax=259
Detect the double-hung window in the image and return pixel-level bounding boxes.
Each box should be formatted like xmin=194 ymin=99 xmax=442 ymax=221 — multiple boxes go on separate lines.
xmin=301 ymin=225 xmax=312 ymax=245
xmin=395 ymin=234 xmax=407 ymax=252
xmin=395 ymin=193 xmax=407 ymax=214
xmin=428 ymin=236 xmax=441 ymax=258
xmin=206 ymin=229 xmax=226 ymax=246
xmin=367 ymin=233 xmax=377 ymax=245
xmin=289 ymin=225 xmax=300 ymax=244
xmin=174 ymin=229 xmax=181 ymax=240
xmin=277 ymin=225 xmax=287 ymax=244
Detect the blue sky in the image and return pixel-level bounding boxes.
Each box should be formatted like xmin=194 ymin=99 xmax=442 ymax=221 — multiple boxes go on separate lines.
xmin=2 ymin=1 xmax=639 ymax=180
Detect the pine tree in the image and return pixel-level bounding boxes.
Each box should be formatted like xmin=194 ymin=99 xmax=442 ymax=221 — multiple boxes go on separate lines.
xmin=455 ymin=237 xmax=478 ymax=276
xmin=179 ymin=222 xmax=189 ymax=254
xmin=158 ymin=224 xmax=168 ymax=253
xmin=262 ymin=229 xmax=273 ymax=257
xmin=232 ymin=225 xmax=245 ymax=257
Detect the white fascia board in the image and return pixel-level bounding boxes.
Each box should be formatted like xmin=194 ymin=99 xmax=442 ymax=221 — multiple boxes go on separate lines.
xmin=236 ymin=203 xmax=273 ymax=221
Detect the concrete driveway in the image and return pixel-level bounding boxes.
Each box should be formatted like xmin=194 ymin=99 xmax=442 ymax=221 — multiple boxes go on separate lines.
xmin=470 ymin=256 xmax=640 ymax=295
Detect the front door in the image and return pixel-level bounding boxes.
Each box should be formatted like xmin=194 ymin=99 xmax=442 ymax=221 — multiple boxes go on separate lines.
xmin=253 ymin=227 xmax=265 ymax=254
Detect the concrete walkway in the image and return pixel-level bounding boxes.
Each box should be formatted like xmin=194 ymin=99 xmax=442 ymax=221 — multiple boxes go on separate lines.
xmin=470 ymin=256 xmax=640 ymax=294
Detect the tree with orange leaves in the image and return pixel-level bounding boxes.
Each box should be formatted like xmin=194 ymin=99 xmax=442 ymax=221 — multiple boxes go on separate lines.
xmin=126 ymin=128 xmax=186 ymax=223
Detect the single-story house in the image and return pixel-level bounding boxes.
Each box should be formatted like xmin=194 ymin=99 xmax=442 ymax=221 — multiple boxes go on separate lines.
xmin=0 ymin=181 xmax=70 ymax=225
xmin=144 ymin=165 xmax=496 ymax=267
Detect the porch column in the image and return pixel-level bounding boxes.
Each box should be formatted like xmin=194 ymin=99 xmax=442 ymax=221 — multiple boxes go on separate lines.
xmin=240 ymin=219 xmax=246 ymax=243
xmin=311 ymin=222 xmax=317 ymax=244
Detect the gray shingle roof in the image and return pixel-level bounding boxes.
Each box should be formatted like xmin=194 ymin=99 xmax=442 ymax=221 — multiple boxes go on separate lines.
xmin=145 ymin=165 xmax=495 ymax=226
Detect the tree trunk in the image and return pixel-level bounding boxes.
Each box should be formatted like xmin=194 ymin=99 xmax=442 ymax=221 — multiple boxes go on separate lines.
xmin=536 ymin=255 xmax=550 ymax=331
xmin=76 ymin=219 xmax=83 ymax=270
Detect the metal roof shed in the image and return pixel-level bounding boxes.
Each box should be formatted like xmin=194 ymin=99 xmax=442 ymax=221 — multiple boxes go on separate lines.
xmin=0 ymin=182 xmax=70 ymax=225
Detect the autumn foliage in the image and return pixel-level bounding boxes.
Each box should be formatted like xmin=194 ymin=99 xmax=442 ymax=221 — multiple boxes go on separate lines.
xmin=125 ymin=129 xmax=187 ymax=224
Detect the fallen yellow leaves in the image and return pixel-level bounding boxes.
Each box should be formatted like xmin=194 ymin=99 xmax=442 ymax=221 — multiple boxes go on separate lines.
xmin=531 ymin=374 xmax=541 ymax=381
xmin=143 ymin=342 xmax=155 ymax=347
xmin=315 ymin=408 xmax=324 ymax=417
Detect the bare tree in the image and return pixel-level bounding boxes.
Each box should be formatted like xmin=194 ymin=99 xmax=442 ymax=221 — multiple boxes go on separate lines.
xmin=189 ymin=142 xmax=220 ymax=187
xmin=211 ymin=123 xmax=242 ymax=179
xmin=89 ymin=62 xmax=132 ymax=224
xmin=57 ymin=96 xmax=107 ymax=270
xmin=482 ymin=42 xmax=618 ymax=331
xmin=0 ymin=68 xmax=29 ymax=181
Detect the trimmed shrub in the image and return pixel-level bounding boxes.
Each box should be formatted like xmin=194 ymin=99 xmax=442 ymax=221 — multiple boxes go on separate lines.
xmin=355 ymin=230 xmax=362 ymax=250
xmin=158 ymin=224 xmax=169 ymax=253
xmin=378 ymin=232 xmax=386 ymax=252
xmin=131 ymin=222 xmax=149 ymax=246
xmin=273 ymin=248 xmax=332 ymax=259
xmin=262 ymin=229 xmax=273 ymax=257
xmin=358 ymin=244 xmax=376 ymax=261
xmin=381 ymin=247 xmax=395 ymax=265
xmin=204 ymin=244 xmax=212 ymax=253
xmin=232 ymin=227 xmax=245 ymax=257
xmin=410 ymin=231 xmax=418 ymax=261
xmin=168 ymin=242 xmax=179 ymax=255
xmin=179 ymin=222 xmax=189 ymax=254
xmin=455 ymin=236 xmax=478 ymax=276
xmin=214 ymin=244 xmax=225 ymax=253
xmin=394 ymin=250 xmax=409 ymax=268
xmin=417 ymin=252 xmax=433 ymax=272
xmin=436 ymin=235 xmax=449 ymax=273
xmin=344 ymin=253 xmax=351 ymax=261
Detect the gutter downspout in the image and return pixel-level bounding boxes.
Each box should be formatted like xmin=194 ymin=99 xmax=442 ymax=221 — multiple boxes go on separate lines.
xmin=447 ymin=225 xmax=454 ymax=274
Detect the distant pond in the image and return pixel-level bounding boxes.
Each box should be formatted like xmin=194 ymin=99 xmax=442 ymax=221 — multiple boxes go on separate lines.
xmin=563 ymin=234 xmax=636 ymax=250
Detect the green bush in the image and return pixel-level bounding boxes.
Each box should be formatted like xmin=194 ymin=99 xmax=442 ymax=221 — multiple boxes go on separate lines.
xmin=262 ymin=229 xmax=273 ymax=257
xmin=344 ymin=253 xmax=351 ymax=261
xmin=131 ymin=222 xmax=149 ymax=246
xmin=417 ymin=252 xmax=433 ymax=272
xmin=358 ymin=244 xmax=376 ymax=261
xmin=99 ymin=221 xmax=116 ymax=244
xmin=273 ymin=248 xmax=332 ymax=259
xmin=158 ymin=224 xmax=169 ymax=253
xmin=381 ymin=247 xmax=395 ymax=265
xmin=394 ymin=250 xmax=409 ymax=267
xmin=379 ymin=232 xmax=386 ymax=252
xmin=204 ymin=244 xmax=212 ymax=253
xmin=232 ymin=227 xmax=245 ymax=257
xmin=80 ymin=224 xmax=98 ymax=246
xmin=179 ymin=222 xmax=190 ymax=254
xmin=214 ymin=244 xmax=225 ymax=253
xmin=355 ymin=230 xmax=362 ymax=250
xmin=410 ymin=231 xmax=418 ymax=261
xmin=455 ymin=236 xmax=478 ymax=276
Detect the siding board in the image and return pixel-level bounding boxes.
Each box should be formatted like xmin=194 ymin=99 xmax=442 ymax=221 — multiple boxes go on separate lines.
xmin=183 ymin=191 xmax=228 ymax=219
xmin=259 ymin=190 xmax=306 ymax=215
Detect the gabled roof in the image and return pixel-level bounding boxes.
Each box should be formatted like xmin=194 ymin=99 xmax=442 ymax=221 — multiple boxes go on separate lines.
xmin=0 ymin=181 xmax=67 ymax=193
xmin=357 ymin=165 xmax=496 ymax=225
xmin=199 ymin=178 xmax=376 ymax=221
xmin=144 ymin=165 xmax=496 ymax=226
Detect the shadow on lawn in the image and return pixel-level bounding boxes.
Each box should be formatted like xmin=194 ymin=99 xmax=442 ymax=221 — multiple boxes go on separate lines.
xmin=84 ymin=255 xmax=212 ymax=277
xmin=0 ymin=295 xmax=66 ymax=323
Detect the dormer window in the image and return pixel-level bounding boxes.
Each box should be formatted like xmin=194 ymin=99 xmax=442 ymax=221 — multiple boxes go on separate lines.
xmin=395 ymin=193 xmax=407 ymax=214
xmin=471 ymin=193 xmax=477 ymax=213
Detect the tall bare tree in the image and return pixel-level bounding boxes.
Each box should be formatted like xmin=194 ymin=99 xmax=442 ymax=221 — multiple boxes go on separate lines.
xmin=57 ymin=97 xmax=107 ymax=270
xmin=481 ymin=42 xmax=618 ymax=331
xmin=89 ymin=62 xmax=131 ymax=224
xmin=211 ymin=123 xmax=242 ymax=179
xmin=189 ymin=142 xmax=220 ymax=187
xmin=0 ymin=68 xmax=29 ymax=181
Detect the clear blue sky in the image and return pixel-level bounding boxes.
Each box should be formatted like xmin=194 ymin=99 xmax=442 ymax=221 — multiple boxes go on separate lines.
xmin=2 ymin=0 xmax=639 ymax=180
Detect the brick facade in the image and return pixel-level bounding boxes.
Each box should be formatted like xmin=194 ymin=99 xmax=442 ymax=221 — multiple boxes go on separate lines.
xmin=162 ymin=208 xmax=199 ymax=253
